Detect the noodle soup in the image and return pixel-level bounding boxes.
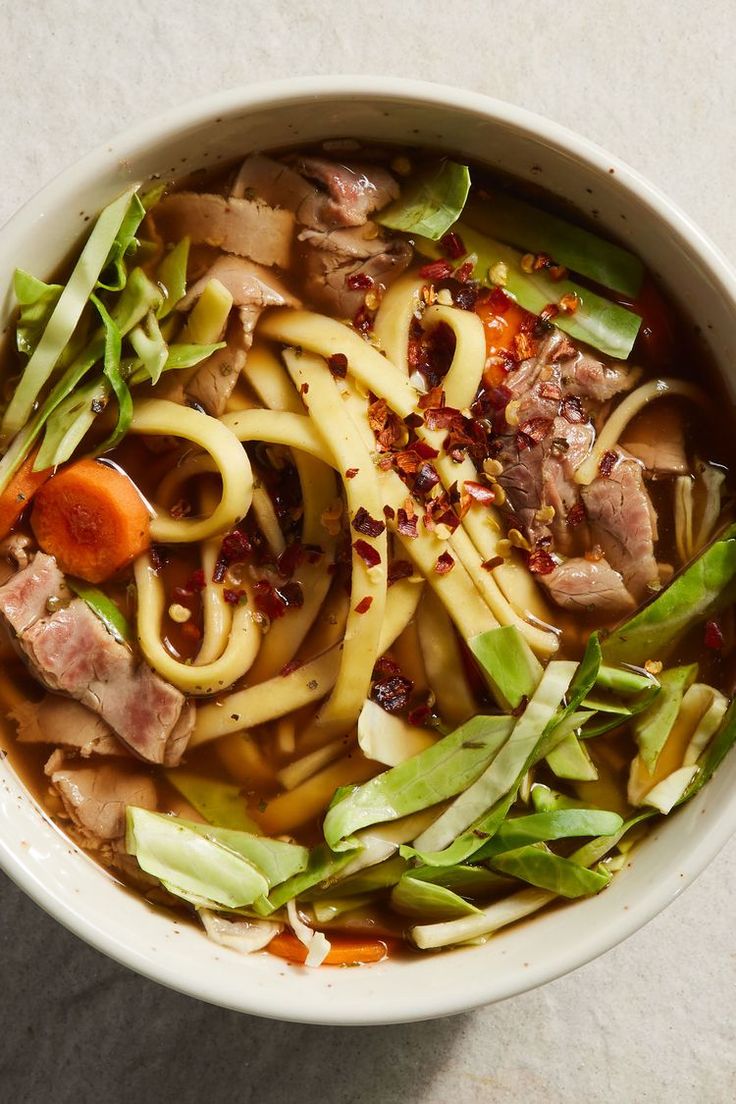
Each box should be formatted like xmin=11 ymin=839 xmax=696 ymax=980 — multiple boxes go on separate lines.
xmin=0 ymin=144 xmax=734 ymax=965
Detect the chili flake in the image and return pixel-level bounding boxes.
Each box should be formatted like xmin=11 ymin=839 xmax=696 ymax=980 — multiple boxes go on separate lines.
xmin=353 ymin=539 xmax=381 ymax=568
xmin=599 ymin=450 xmax=618 ymax=478
xmin=435 ymin=551 xmax=455 ymax=575
xmin=371 ymin=674 xmax=413 ymax=713
xmin=418 ymin=258 xmax=453 ymax=281
xmin=354 ymin=596 xmax=373 ymax=614
xmin=352 ymin=507 xmax=386 ymax=538
xmin=705 ymin=620 xmax=725 ymax=650
xmin=328 ymin=352 xmax=348 ymax=378
xmin=440 ymin=231 xmax=466 ymax=259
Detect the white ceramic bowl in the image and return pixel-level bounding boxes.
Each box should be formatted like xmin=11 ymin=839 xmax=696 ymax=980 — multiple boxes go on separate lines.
xmin=1 ymin=77 xmax=735 ymax=1025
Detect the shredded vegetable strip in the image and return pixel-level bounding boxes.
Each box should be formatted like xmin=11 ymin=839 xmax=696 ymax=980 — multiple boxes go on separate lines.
xmin=1 ymin=185 xmax=139 ymax=443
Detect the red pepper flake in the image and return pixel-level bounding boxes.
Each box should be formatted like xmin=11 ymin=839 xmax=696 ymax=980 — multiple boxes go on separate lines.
xmin=367 ymin=397 xmax=404 ymax=450
xmin=383 ymin=504 xmax=396 ymax=520
xmin=463 ymin=480 xmax=496 ymax=506
xmin=182 ymin=567 xmax=205 ymax=593
xmin=353 ymin=303 xmax=374 ymax=333
xmin=387 ymin=559 xmax=413 ymax=585
xmin=300 ymin=382 xmax=309 ymax=396
xmin=539 ymin=303 xmax=560 ymax=324
xmin=213 ymin=529 xmax=252 ymax=583
xmin=394 ymin=449 xmax=422 ymax=475
xmin=418 ymin=258 xmax=453 ymax=281
xmin=407 ymin=704 xmax=432 ymax=726
xmin=422 ymin=405 xmax=462 ymax=431
xmin=396 ymin=509 xmax=418 ymax=538
xmin=328 ymin=352 xmax=348 ymax=378
xmin=482 ymin=556 xmax=505 ymax=571
xmin=352 ymin=507 xmax=386 ymax=538
xmin=413 ymin=461 xmax=440 ymax=496
xmin=519 ymin=417 xmax=553 ymax=444
xmin=277 ymin=542 xmax=304 ymax=578
xmin=346 ymin=272 xmax=374 ymax=290
xmin=278 ymin=581 xmax=304 ymax=609
xmin=354 ymin=596 xmax=373 ymax=614
xmin=417 ymin=385 xmax=445 ymax=410
xmin=181 ymin=622 xmax=202 ymax=642
xmin=345 ymin=467 xmax=359 ymax=480
xmin=440 ymin=231 xmax=466 ymax=259
xmin=599 ymin=450 xmax=618 ymax=478
xmin=280 ymin=658 xmax=302 ymax=677
xmin=373 ymin=656 xmax=401 ymax=678
xmin=413 ymin=440 xmax=439 ymax=459
xmin=538 ymin=381 xmax=563 ymax=403
xmin=515 ymin=430 xmax=536 ymax=453
xmin=514 ymin=332 xmax=537 ymax=361
xmin=353 ymin=538 xmax=381 ymax=568
xmin=527 ymin=549 xmax=556 ymax=575
xmin=253 ymin=579 xmax=287 ymax=620
xmin=454 ymin=260 xmax=474 ymax=283
xmin=371 ymin=674 xmax=413 ymax=713
xmin=705 ymin=620 xmax=724 ymax=650
xmin=435 ymin=551 xmax=455 ymax=575
xmin=566 ymin=502 xmax=586 ymax=529
xmin=561 ymin=395 xmax=584 ymax=424
xmin=223 ymin=588 xmax=246 ymax=605
xmin=486 ymin=286 xmax=512 ymax=314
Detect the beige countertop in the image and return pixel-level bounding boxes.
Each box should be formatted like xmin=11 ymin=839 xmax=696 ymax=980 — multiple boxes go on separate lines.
xmin=0 ymin=2 xmax=734 ymax=1101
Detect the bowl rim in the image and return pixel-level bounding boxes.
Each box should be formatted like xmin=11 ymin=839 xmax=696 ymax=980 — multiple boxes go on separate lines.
xmin=2 ymin=74 xmax=736 ymax=1024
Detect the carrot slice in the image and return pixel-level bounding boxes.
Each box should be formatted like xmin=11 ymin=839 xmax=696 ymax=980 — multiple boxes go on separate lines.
xmin=0 ymin=450 xmax=53 ymax=540
xmin=30 ymin=458 xmax=151 ymax=583
xmin=267 ymin=931 xmax=389 ymax=966
xmin=475 ymin=294 xmax=532 ymax=386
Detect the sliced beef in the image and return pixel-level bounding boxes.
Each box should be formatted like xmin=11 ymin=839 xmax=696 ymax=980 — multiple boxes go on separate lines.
xmin=153 ymin=193 xmax=294 ymax=269
xmin=296 ymin=157 xmax=399 ymax=226
xmin=541 ymin=557 xmax=636 ymax=616
xmin=176 ymin=256 xmax=300 ymax=415
xmin=299 ymin=225 xmax=412 ymax=317
xmin=232 ymin=154 xmax=320 ymax=221
xmin=46 ymin=757 xmax=156 ymax=848
xmin=0 ymin=551 xmax=69 ymax=629
xmin=582 ymin=453 xmax=659 ymax=599
xmin=506 ymin=330 xmax=636 ymax=412
xmin=177 ymin=254 xmax=298 ymax=313
xmin=11 ymin=695 xmax=123 ymax=757
xmin=496 ymin=419 xmax=594 ymax=554
xmin=182 ymin=310 xmax=250 ymax=415
xmin=621 ymin=402 xmax=688 ymax=476
xmin=231 ymin=153 xmax=398 ymax=230
xmin=0 ymin=553 xmax=193 ymax=765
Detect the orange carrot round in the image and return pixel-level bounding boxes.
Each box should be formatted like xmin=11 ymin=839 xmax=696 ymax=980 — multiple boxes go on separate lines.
xmin=0 ymin=450 xmax=53 ymax=540
xmin=267 ymin=931 xmax=389 ymax=966
xmin=475 ymin=294 xmax=532 ymax=386
xmin=31 ymin=459 xmax=151 ymax=583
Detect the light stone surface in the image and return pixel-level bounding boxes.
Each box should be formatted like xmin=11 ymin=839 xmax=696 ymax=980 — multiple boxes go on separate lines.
xmin=0 ymin=2 xmax=735 ymax=1101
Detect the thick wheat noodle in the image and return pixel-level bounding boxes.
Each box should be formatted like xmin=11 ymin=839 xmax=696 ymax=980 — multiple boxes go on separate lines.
xmin=190 ymin=577 xmax=423 ymax=746
xmin=575 ymin=378 xmax=709 ymax=485
xmin=283 ymin=349 xmax=388 ymax=740
xmin=336 ymin=364 xmax=557 ymax=656
xmin=129 ymin=399 xmax=252 ymax=543
xmin=153 ymin=467 xmax=234 ymax=669
xmin=372 ymin=271 xmax=426 ymax=373
xmin=417 ymin=304 xmax=558 ymax=648
xmin=135 ymin=555 xmax=261 ymax=694
xmin=197 ymin=483 xmax=235 ymax=666
xmin=250 ymin=484 xmax=286 ymax=556
xmin=258 ymin=308 xmax=417 ymax=417
xmin=233 ymin=349 xmax=342 ymax=678
xmin=416 ymin=589 xmax=477 ymax=727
